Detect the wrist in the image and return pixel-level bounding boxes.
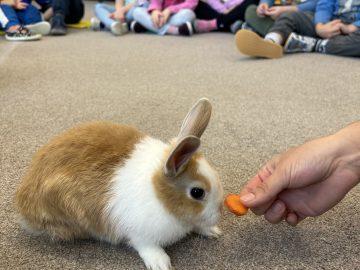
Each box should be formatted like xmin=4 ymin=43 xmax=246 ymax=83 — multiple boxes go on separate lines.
xmin=332 ymin=122 xmax=360 ymax=184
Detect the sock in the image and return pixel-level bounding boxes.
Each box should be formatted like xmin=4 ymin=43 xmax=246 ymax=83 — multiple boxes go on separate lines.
xmin=166 ymin=25 xmax=179 ymax=35
xmin=314 ymin=39 xmax=328 ymax=53
xmin=265 ymin=32 xmax=283 ymax=45
xmin=193 ymin=19 xmax=217 ymax=33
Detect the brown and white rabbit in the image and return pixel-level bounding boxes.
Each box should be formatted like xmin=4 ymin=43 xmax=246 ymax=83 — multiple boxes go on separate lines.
xmin=15 ymin=98 xmax=223 ymax=270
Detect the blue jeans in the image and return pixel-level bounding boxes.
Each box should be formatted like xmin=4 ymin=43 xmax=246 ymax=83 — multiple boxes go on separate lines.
xmin=0 ymin=4 xmax=42 ymax=30
xmin=94 ymin=3 xmax=135 ymax=29
xmin=133 ymin=8 xmax=195 ymax=35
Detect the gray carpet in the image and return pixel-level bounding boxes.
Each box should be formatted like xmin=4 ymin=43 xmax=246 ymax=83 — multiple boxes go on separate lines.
xmin=1 ymin=1 xmax=360 ymax=269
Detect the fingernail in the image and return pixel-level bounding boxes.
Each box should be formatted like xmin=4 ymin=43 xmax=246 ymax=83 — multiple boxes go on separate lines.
xmin=240 ymin=193 xmax=255 ymax=202
xmin=271 ymin=201 xmax=283 ymax=214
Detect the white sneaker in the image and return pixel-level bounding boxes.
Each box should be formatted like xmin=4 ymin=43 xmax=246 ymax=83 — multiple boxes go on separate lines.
xmin=90 ymin=17 xmax=102 ymax=31
xmin=26 ymin=21 xmax=51 ymax=36
xmin=110 ymin=21 xmax=128 ymax=36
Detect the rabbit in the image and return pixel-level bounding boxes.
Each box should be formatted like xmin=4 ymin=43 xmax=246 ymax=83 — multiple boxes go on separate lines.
xmin=15 ymin=98 xmax=224 ymax=270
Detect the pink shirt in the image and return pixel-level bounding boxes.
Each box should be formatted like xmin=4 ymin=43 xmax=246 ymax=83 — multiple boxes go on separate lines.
xmin=204 ymin=0 xmax=246 ymax=13
xmin=148 ymin=0 xmax=199 ymax=13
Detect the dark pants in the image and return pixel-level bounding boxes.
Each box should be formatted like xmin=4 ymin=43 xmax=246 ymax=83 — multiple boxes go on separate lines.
xmin=270 ymin=11 xmax=360 ymax=57
xmin=0 ymin=4 xmax=41 ymax=30
xmin=195 ymin=0 xmax=259 ymax=32
xmin=52 ymin=0 xmax=84 ymax=24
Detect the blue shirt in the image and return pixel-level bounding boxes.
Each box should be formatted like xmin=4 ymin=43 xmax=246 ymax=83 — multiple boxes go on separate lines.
xmin=315 ymin=0 xmax=360 ymax=27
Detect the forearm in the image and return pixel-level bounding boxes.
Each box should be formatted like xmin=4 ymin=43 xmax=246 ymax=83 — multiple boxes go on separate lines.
xmin=331 ymin=121 xmax=360 ymax=185
xmin=115 ymin=0 xmax=124 ymax=10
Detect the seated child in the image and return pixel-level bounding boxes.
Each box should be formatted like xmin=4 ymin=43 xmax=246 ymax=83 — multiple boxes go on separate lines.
xmin=90 ymin=0 xmax=136 ymax=36
xmin=244 ymin=0 xmax=317 ymax=36
xmin=0 ymin=0 xmax=50 ymax=41
xmin=193 ymin=0 xmax=259 ymax=34
xmin=131 ymin=0 xmax=197 ymax=36
xmin=235 ymin=0 xmax=360 ymax=58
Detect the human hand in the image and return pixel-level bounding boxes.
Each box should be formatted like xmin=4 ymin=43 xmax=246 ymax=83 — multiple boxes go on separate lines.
xmin=239 ymin=122 xmax=360 ymax=226
xmin=316 ymin=20 xmax=342 ymax=39
xmin=256 ymin=3 xmax=269 ymax=17
xmin=265 ymin=6 xmax=297 ymax=19
xmin=162 ymin=8 xmax=171 ymax=25
xmin=340 ymin=23 xmax=358 ymax=35
xmin=151 ymin=10 xmax=163 ymax=28
xmin=14 ymin=0 xmax=28 ymax=9
xmin=110 ymin=7 xmax=126 ymax=22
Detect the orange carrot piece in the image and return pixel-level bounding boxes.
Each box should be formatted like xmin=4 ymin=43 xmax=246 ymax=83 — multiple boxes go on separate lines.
xmin=224 ymin=194 xmax=249 ymax=216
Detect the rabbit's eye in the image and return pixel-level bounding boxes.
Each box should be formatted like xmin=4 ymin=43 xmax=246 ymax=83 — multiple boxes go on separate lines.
xmin=190 ymin=188 xmax=205 ymax=200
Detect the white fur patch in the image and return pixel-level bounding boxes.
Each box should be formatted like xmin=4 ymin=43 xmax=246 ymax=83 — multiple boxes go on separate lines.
xmin=105 ymin=136 xmax=191 ymax=246
xmin=196 ymin=158 xmax=223 ymax=227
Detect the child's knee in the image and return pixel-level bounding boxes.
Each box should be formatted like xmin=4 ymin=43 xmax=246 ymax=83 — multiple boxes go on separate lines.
xmin=94 ymin=3 xmax=104 ymax=13
xmin=133 ymin=7 xmax=148 ymax=18
xmin=278 ymin=11 xmax=301 ymax=21
xmin=245 ymin=4 xmax=257 ymax=22
xmin=177 ymin=9 xmax=195 ymax=21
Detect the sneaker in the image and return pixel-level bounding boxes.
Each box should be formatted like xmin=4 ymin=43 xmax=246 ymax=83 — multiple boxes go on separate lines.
xmin=130 ymin=21 xmax=147 ymax=33
xmin=50 ymin=14 xmax=67 ymax=36
xmin=90 ymin=17 xmax=102 ymax=31
xmin=235 ymin=29 xmax=283 ymax=59
xmin=26 ymin=21 xmax=51 ymax=36
xmin=230 ymin=20 xmax=244 ymax=34
xmin=110 ymin=21 xmax=128 ymax=36
xmin=5 ymin=26 xmax=42 ymax=41
xmin=284 ymin=32 xmax=317 ymax=53
xmin=178 ymin=22 xmax=193 ymax=36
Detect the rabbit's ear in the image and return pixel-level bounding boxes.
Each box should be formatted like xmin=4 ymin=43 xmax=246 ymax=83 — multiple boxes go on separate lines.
xmin=164 ymin=136 xmax=200 ymax=177
xmin=178 ymin=98 xmax=212 ymax=139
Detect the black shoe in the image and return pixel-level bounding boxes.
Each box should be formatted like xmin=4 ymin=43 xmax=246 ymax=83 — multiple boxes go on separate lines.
xmin=178 ymin=22 xmax=193 ymax=36
xmin=50 ymin=15 xmax=67 ymax=36
xmin=130 ymin=21 xmax=147 ymax=33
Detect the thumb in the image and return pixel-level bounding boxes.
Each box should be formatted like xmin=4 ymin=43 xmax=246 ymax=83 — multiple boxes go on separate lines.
xmin=240 ymin=168 xmax=288 ymax=210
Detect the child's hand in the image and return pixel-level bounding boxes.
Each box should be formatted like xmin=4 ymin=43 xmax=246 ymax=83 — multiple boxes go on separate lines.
xmin=151 ymin=10 xmax=162 ymax=28
xmin=265 ymin=6 xmax=297 ymax=19
xmin=340 ymin=23 xmax=358 ymax=35
xmin=110 ymin=7 xmax=126 ymax=22
xmin=316 ymin=20 xmax=342 ymax=39
xmin=162 ymin=8 xmax=171 ymax=25
xmin=2 ymin=0 xmax=28 ymax=9
xmin=256 ymin=3 xmax=269 ymax=17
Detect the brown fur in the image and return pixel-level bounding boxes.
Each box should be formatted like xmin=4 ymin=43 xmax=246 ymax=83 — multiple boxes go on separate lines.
xmin=15 ymin=122 xmax=145 ymax=241
xmin=152 ymin=151 xmax=211 ymax=222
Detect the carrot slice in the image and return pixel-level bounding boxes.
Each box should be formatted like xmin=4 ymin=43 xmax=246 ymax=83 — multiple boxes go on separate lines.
xmin=224 ymin=194 xmax=249 ymax=216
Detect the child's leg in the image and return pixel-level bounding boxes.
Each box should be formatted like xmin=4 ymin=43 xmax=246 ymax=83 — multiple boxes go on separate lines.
xmin=267 ymin=12 xmax=316 ymax=44
xmin=194 ymin=1 xmax=219 ymax=20
xmin=162 ymin=9 xmax=195 ymax=35
xmin=66 ymin=0 xmax=84 ymax=24
xmin=322 ymin=30 xmax=360 ymax=57
xmin=0 ymin=5 xmax=41 ymax=41
xmin=94 ymin=3 xmax=115 ymax=29
xmin=132 ymin=7 xmax=159 ymax=33
xmin=244 ymin=4 xmax=274 ymax=37
xmin=216 ymin=0 xmax=258 ymax=32
xmin=0 ymin=4 xmax=21 ymax=31
xmin=16 ymin=4 xmax=42 ymax=25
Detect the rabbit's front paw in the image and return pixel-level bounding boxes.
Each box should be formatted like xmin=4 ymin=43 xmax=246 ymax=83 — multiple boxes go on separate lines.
xmin=197 ymin=225 xmax=222 ymax=239
xmin=137 ymin=245 xmax=173 ymax=270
